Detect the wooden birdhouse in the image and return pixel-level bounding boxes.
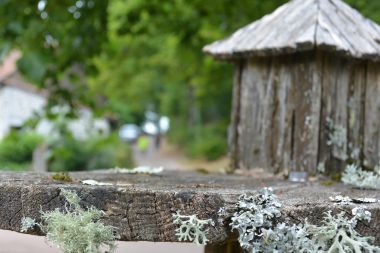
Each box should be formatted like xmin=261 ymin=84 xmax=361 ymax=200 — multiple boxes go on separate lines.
xmin=204 ymin=0 xmax=380 ymax=174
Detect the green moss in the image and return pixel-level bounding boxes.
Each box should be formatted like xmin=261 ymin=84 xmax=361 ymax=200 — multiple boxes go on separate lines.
xmin=52 ymin=172 xmax=73 ymax=182
xmin=195 ymin=168 xmax=209 ymax=174
xmin=320 ymin=180 xmax=337 ymax=187
xmin=330 ymin=172 xmax=342 ymax=182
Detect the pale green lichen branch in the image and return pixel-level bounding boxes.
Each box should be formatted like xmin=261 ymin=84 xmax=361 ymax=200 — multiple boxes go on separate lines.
xmin=112 ymin=166 xmax=163 ymax=174
xmin=342 ymin=164 xmax=380 ymax=190
xmin=229 ymin=188 xmax=380 ymax=253
xmin=326 ymin=118 xmax=348 ymax=161
xmin=20 ymin=216 xmax=38 ymax=233
xmin=306 ymin=207 xmax=378 ymax=253
xmin=21 ymin=188 xmax=119 ymax=253
xmin=172 ymin=210 xmax=214 ymax=245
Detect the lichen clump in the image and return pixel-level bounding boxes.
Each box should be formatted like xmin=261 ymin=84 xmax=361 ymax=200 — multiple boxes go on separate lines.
xmin=230 ymin=188 xmax=282 ymax=251
xmin=172 ymin=210 xmax=214 ymax=245
xmin=21 ymin=188 xmax=119 ymax=253
xmin=230 ymin=188 xmax=380 ymax=253
xmin=342 ymin=164 xmax=380 ymax=190
xmin=306 ymin=207 xmax=378 ymax=253
xmin=326 ymin=118 xmax=348 ymax=161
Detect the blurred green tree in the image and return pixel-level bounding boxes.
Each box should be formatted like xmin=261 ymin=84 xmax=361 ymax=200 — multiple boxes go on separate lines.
xmin=0 ymin=0 xmax=108 ymax=108
xmin=1 ymin=0 xmax=379 ymax=160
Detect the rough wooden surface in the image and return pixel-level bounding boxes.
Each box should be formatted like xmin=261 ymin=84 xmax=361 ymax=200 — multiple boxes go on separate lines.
xmin=230 ymin=50 xmax=380 ymax=173
xmin=364 ymin=62 xmax=380 ymax=167
xmin=229 ymin=62 xmax=244 ymax=169
xmin=0 ymin=170 xmax=379 ymax=243
xmin=203 ymin=0 xmax=380 ymax=61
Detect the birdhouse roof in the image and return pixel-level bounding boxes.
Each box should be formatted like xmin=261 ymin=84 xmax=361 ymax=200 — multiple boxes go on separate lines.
xmin=203 ymin=0 xmax=380 ymax=61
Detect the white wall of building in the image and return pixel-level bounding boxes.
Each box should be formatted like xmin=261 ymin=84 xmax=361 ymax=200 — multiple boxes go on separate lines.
xmin=35 ymin=108 xmax=110 ymax=140
xmin=0 ymin=86 xmax=110 ymax=140
xmin=0 ymin=86 xmax=45 ymax=139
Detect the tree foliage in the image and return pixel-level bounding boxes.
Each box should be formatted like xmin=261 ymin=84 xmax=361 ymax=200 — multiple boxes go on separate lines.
xmin=0 ymin=0 xmax=108 ymax=107
xmin=1 ymin=0 xmax=379 ymax=159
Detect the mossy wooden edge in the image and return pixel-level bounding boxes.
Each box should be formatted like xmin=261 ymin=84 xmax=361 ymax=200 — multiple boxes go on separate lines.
xmin=0 ymin=170 xmax=379 ymax=243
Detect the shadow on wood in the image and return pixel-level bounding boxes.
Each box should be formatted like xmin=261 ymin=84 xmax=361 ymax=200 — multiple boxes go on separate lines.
xmin=205 ymin=240 xmax=243 ymax=253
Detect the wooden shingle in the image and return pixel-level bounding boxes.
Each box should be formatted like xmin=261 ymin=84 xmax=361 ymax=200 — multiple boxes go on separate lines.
xmin=204 ymin=0 xmax=380 ymax=61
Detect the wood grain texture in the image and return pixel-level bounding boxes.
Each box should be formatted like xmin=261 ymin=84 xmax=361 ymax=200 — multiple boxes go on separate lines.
xmin=229 ymin=62 xmax=244 ymax=169
xmin=291 ymin=53 xmax=322 ymax=172
xmin=236 ymin=53 xmax=323 ymax=172
xmin=269 ymin=57 xmax=294 ymax=172
xmin=204 ymin=0 xmax=380 ymax=61
xmin=238 ymin=58 xmax=272 ymax=169
xmin=347 ymin=62 xmax=366 ymax=161
xmin=0 ymin=171 xmax=379 ymax=244
xmin=231 ymin=50 xmax=380 ymax=174
xmin=364 ymin=63 xmax=380 ymax=167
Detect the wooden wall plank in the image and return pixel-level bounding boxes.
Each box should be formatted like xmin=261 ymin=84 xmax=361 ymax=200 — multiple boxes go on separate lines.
xmin=234 ymin=50 xmax=380 ymax=174
xmin=364 ymin=62 xmax=380 ymax=167
xmin=239 ymin=58 xmax=280 ymax=170
xmin=229 ymin=62 xmax=244 ymax=169
xmin=347 ymin=61 xmax=366 ymax=164
xmin=318 ymin=53 xmax=350 ymax=173
xmin=270 ymin=57 xmax=294 ymax=172
xmin=290 ymin=53 xmax=322 ymax=172
xmin=238 ymin=59 xmax=269 ymax=169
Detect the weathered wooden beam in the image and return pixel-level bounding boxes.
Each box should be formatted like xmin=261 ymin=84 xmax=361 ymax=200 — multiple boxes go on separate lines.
xmin=0 ymin=170 xmax=379 ymax=244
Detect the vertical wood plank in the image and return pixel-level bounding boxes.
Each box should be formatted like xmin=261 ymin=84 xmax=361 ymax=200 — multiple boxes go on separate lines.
xmin=318 ymin=53 xmax=350 ymax=174
xmin=239 ymin=58 xmax=272 ymax=170
xmin=364 ymin=62 xmax=380 ymax=167
xmin=291 ymin=53 xmax=322 ymax=172
xmin=262 ymin=58 xmax=282 ymax=172
xmin=270 ymin=56 xmax=294 ymax=172
xmin=347 ymin=61 xmax=366 ymax=164
xmin=331 ymin=56 xmax=350 ymax=165
xmin=230 ymin=62 xmax=244 ymax=170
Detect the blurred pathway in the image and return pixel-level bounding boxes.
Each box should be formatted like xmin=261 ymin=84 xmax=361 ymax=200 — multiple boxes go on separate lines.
xmin=133 ymin=137 xmax=229 ymax=172
xmin=133 ymin=137 xmax=185 ymax=170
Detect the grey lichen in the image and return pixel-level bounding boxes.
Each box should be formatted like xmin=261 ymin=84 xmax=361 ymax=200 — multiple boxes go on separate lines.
xmin=261 ymin=223 xmax=314 ymax=253
xmin=172 ymin=210 xmax=214 ymax=245
xmin=306 ymin=207 xmax=379 ymax=253
xmin=326 ymin=118 xmax=348 ymax=161
xmin=317 ymin=162 xmax=326 ymax=174
xmin=230 ymin=188 xmax=283 ymax=252
xmin=329 ymin=195 xmax=378 ymax=205
xmin=21 ymin=188 xmax=119 ymax=253
xmin=20 ymin=217 xmax=37 ymax=233
xmin=230 ymin=188 xmax=380 ymax=253
xmin=111 ymin=166 xmax=163 ymax=174
xmin=342 ymin=164 xmax=380 ymax=190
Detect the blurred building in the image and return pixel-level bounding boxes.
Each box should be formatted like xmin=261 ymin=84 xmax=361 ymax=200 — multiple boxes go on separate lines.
xmin=0 ymin=51 xmax=46 ymax=139
xmin=0 ymin=51 xmax=109 ymax=140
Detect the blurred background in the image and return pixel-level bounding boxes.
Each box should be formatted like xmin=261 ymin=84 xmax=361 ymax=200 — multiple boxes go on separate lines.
xmin=0 ymin=0 xmax=379 ymax=252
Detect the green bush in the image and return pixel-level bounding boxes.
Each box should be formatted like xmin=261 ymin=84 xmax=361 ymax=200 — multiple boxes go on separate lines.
xmin=169 ymin=119 xmax=228 ymax=161
xmin=0 ymin=131 xmax=44 ymax=164
xmin=48 ymin=134 xmax=134 ymax=172
xmin=185 ymin=131 xmax=227 ymax=161
xmin=0 ymin=162 xmax=31 ymax=171
xmin=48 ymin=136 xmax=90 ymax=172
